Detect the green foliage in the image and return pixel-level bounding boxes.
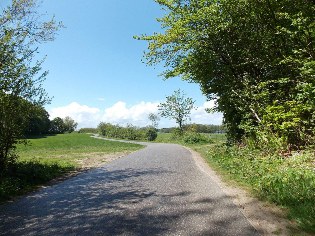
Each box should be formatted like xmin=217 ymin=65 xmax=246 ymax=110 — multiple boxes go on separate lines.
xmin=24 ymin=105 xmax=50 ymax=135
xmin=139 ymin=0 xmax=315 ymax=148
xmin=183 ymin=123 xmax=226 ymax=134
xmin=160 ymin=124 xmax=226 ymax=134
xmin=148 ymin=113 xmax=160 ymax=129
xmin=158 ymin=89 xmax=195 ymax=131
xmin=145 ymin=127 xmax=158 ymax=141
xmin=0 ymin=0 xmax=62 ymax=173
xmin=98 ymin=122 xmax=158 ymax=141
xmin=49 ymin=117 xmax=66 ymax=134
xmin=49 ymin=116 xmax=77 ymax=134
xmin=78 ymin=128 xmax=99 ymax=133
xmin=0 ymin=94 xmax=29 ymax=171
xmin=206 ymin=145 xmax=315 ymax=232
xmin=62 ymin=116 xmax=78 ymax=133
xmin=182 ymin=132 xmax=212 ymax=144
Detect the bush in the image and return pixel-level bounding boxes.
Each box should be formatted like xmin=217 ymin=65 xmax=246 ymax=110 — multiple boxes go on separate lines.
xmin=145 ymin=127 xmax=158 ymax=141
xmin=97 ymin=122 xmax=158 ymax=141
xmin=183 ymin=132 xmax=213 ymax=144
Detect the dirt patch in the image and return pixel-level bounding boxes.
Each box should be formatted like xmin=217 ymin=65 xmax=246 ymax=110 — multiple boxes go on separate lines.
xmin=74 ymin=151 xmax=130 ymax=169
xmin=43 ymin=152 xmax=131 ymax=188
xmin=186 ymin=147 xmax=308 ymax=236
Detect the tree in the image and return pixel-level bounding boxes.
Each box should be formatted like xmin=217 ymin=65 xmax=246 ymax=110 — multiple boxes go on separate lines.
xmin=0 ymin=0 xmax=62 ymax=172
xmin=63 ymin=116 xmax=78 ymax=133
xmin=158 ymin=89 xmax=195 ymax=131
xmin=49 ymin=117 xmax=66 ymax=134
xmin=139 ymin=0 xmax=315 ymax=148
xmin=25 ymin=105 xmax=50 ymax=135
xmin=148 ymin=113 xmax=160 ymax=129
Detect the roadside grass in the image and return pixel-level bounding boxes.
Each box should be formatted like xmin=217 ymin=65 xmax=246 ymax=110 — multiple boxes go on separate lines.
xmin=0 ymin=133 xmax=143 ymax=202
xmin=154 ymin=132 xmax=314 ymax=233
xmin=183 ymin=134 xmax=314 ymax=234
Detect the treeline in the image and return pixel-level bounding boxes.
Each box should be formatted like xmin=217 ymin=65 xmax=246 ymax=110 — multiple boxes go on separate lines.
xmin=160 ymin=124 xmax=226 ymax=134
xmin=98 ymin=123 xmax=157 ymax=141
xmin=141 ymin=0 xmax=315 ymax=150
xmin=24 ymin=104 xmax=77 ymax=136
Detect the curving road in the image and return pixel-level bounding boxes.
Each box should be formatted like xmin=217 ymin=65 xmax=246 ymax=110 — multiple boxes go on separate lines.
xmin=0 ymin=142 xmax=259 ymax=235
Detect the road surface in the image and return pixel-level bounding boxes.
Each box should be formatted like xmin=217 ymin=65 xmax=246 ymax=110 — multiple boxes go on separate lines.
xmin=0 ymin=142 xmax=259 ymax=235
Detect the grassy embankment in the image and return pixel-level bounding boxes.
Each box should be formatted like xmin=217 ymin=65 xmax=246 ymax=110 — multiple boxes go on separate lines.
xmin=0 ymin=133 xmax=143 ymax=202
xmin=157 ymin=132 xmax=314 ymax=233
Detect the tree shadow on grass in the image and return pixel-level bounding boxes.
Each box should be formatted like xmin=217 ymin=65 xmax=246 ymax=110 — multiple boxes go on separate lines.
xmin=0 ymin=166 xmax=259 ymax=235
xmin=25 ymin=134 xmax=57 ymax=140
xmin=0 ymin=161 xmax=74 ymax=202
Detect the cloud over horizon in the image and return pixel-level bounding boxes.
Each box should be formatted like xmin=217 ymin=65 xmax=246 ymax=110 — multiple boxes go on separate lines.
xmin=48 ymin=101 xmax=223 ymax=129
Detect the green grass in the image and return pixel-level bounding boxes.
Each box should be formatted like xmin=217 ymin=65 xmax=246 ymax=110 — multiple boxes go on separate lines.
xmin=18 ymin=133 xmax=142 ymax=162
xmin=154 ymin=132 xmax=314 ymax=233
xmin=0 ymin=133 xmax=143 ymax=202
xmin=190 ymin=141 xmax=315 ymax=234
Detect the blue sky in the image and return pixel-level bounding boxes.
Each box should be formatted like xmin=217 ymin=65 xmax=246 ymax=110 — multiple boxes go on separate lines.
xmin=34 ymin=0 xmax=222 ymax=128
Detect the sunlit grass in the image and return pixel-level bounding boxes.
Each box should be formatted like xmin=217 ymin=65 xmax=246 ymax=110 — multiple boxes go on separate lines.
xmin=18 ymin=133 xmax=142 ymax=165
xmin=0 ymin=133 xmax=143 ymax=202
xmin=192 ymin=142 xmax=315 ymax=233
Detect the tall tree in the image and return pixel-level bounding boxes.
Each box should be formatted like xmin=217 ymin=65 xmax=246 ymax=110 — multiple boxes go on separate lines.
xmin=158 ymin=89 xmax=195 ymax=131
xmin=63 ymin=116 xmax=78 ymax=133
xmin=139 ymin=0 xmax=315 ymax=147
xmin=24 ymin=104 xmax=50 ymax=135
xmin=0 ymin=0 xmax=62 ymax=172
xmin=148 ymin=113 xmax=160 ymax=129
xmin=49 ymin=117 xmax=66 ymax=134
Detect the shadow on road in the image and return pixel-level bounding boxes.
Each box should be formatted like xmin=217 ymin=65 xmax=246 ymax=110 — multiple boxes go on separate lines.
xmin=0 ymin=165 xmax=258 ymax=235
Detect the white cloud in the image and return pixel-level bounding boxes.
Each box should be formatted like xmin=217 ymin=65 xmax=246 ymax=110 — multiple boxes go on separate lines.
xmin=191 ymin=101 xmax=223 ymax=125
xmin=48 ymin=100 xmax=223 ymax=129
xmin=102 ymin=101 xmax=160 ymax=127
xmin=49 ymin=102 xmax=101 ymax=128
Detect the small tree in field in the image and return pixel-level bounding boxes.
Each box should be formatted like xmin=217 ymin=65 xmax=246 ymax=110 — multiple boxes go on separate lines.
xmin=158 ymin=89 xmax=195 ymax=132
xmin=148 ymin=113 xmax=160 ymax=129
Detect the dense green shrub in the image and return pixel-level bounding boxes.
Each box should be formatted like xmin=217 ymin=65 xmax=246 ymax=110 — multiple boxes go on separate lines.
xmin=97 ymin=122 xmax=157 ymax=141
xmin=145 ymin=128 xmax=158 ymax=141
xmin=182 ymin=132 xmax=212 ymax=144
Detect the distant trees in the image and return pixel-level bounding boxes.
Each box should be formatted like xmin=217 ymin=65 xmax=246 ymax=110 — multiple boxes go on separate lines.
xmin=98 ymin=122 xmax=157 ymax=141
xmin=48 ymin=116 xmax=77 ymax=134
xmin=0 ymin=0 xmax=62 ymax=172
xmin=140 ymin=0 xmax=315 ymax=149
xmin=160 ymin=124 xmax=226 ymax=134
xmin=62 ymin=116 xmax=78 ymax=133
xmin=158 ymin=89 xmax=195 ymax=132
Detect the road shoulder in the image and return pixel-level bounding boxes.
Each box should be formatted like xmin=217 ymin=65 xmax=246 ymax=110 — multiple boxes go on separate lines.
xmin=185 ymin=146 xmax=297 ymax=236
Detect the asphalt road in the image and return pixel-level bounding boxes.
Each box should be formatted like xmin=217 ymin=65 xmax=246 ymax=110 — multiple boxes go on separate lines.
xmin=0 ymin=142 xmax=259 ymax=236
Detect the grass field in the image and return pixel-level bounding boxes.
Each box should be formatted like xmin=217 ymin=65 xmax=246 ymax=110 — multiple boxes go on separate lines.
xmin=0 ymin=133 xmax=143 ymax=202
xmin=18 ymin=133 xmax=142 ymax=164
